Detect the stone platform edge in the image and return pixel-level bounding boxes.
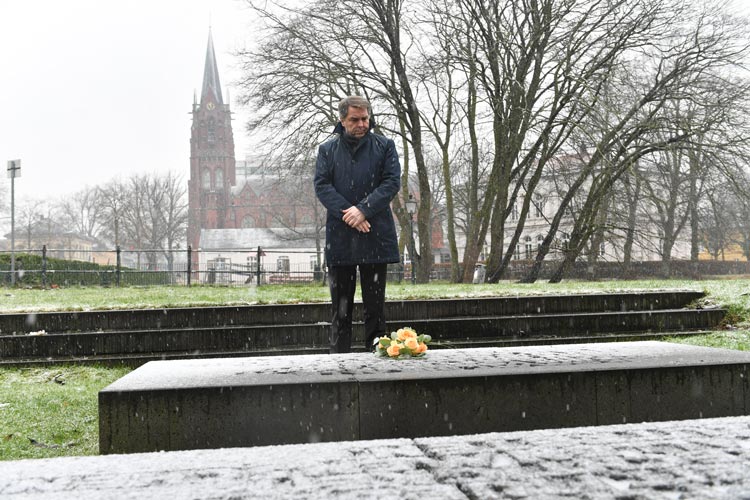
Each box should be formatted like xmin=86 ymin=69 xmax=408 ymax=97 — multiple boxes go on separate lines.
xmin=5 ymin=416 xmax=750 ymax=500
xmin=98 ymin=342 xmax=750 ymax=453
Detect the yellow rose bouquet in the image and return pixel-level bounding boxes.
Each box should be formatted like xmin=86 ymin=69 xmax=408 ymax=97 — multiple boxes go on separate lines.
xmin=374 ymin=327 xmax=432 ymax=358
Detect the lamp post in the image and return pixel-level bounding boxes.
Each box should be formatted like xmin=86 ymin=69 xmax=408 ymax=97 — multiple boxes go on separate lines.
xmin=7 ymin=160 xmax=21 ymax=286
xmin=405 ymin=194 xmax=418 ymax=285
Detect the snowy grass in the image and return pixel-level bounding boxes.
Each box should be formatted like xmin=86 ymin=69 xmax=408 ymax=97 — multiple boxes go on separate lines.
xmin=0 ymin=365 xmax=130 ymax=461
xmin=666 ymin=330 xmax=750 ymax=351
xmin=1 ymin=278 xmax=749 ymax=314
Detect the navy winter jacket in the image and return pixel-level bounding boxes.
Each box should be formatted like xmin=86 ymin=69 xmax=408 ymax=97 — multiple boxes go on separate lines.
xmin=314 ymin=129 xmax=401 ymax=266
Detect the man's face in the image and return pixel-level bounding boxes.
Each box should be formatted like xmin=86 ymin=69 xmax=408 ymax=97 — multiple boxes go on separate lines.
xmin=341 ymin=106 xmax=370 ymax=138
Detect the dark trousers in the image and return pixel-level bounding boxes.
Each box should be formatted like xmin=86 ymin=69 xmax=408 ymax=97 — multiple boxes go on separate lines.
xmin=328 ymin=263 xmax=388 ymax=353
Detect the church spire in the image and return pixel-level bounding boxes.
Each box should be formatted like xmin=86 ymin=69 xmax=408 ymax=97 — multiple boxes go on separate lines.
xmin=201 ymin=28 xmax=224 ymax=105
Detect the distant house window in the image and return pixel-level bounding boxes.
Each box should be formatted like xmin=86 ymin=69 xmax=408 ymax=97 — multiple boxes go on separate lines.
xmin=201 ymin=169 xmax=211 ymax=190
xmin=524 ymin=236 xmax=533 ymax=259
xmin=277 ymin=256 xmax=290 ymax=272
xmin=534 ymin=194 xmax=544 ymax=218
xmin=513 ymin=245 xmax=520 ymax=260
xmin=440 ymin=253 xmax=451 ymax=264
xmin=247 ymin=255 xmax=258 ymax=272
xmin=510 ymin=203 xmax=518 ymax=221
xmin=207 ymin=257 xmax=230 ymax=284
xmin=537 ymin=234 xmax=544 ymax=251
xmin=600 ymin=242 xmax=606 ymax=257
xmin=561 ymin=232 xmax=570 ymax=251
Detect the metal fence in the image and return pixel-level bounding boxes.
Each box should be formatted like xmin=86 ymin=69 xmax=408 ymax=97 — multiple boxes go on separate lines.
xmin=0 ymin=246 xmax=412 ymax=287
xmin=7 ymin=245 xmax=744 ymax=287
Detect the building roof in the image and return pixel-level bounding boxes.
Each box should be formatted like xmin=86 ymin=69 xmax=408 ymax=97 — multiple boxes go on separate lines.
xmin=201 ymin=29 xmax=223 ymax=105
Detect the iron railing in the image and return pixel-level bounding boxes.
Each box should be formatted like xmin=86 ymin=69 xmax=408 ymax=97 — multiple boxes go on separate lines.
xmin=0 ymin=246 xmax=410 ymax=287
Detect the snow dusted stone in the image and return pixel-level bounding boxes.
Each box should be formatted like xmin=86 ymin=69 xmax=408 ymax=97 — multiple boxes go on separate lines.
xmin=3 ymin=416 xmax=750 ymax=499
xmin=99 ymin=342 xmax=750 ymax=454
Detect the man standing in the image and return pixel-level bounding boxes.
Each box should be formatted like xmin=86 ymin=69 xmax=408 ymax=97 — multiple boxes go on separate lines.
xmin=314 ymin=96 xmax=401 ymax=353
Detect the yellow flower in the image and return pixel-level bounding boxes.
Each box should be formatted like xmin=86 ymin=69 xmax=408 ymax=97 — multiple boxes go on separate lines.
xmin=386 ymin=343 xmax=402 ymax=357
xmin=396 ymin=327 xmax=418 ymax=341
xmin=416 ymin=342 xmax=428 ymax=354
xmin=404 ymin=337 xmax=419 ymax=351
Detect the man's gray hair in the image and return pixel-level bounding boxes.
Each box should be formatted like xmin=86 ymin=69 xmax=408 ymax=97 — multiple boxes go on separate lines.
xmin=338 ymin=96 xmax=371 ymax=119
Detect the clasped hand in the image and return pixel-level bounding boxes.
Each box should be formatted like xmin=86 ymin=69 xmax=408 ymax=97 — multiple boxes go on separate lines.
xmin=341 ymin=206 xmax=370 ymax=233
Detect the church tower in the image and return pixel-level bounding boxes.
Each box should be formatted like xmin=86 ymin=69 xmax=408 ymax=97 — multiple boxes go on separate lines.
xmin=188 ymin=29 xmax=237 ymax=253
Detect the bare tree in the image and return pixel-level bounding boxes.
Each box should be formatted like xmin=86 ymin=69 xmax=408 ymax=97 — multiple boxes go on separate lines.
xmin=447 ymin=0 xmax=692 ymax=283
xmin=58 ymin=185 xmax=103 ymax=240
xmin=235 ymin=0 xmax=749 ymax=284
xmin=700 ymin=180 xmax=735 ymax=260
xmin=114 ymin=172 xmax=188 ymax=269
xmin=159 ymin=171 xmax=189 ymax=272
xmin=525 ymin=1 xmax=750 ymax=283
xmin=98 ymin=179 xmax=128 ymax=248
xmin=238 ymin=0 xmax=435 ymax=281
xmin=13 ymin=199 xmax=49 ymax=250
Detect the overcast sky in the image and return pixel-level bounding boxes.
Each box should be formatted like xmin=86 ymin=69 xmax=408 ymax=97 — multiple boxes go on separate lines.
xmin=0 ymin=0 xmax=254 ymax=202
xmin=1 ymin=0 xmax=748 ymax=206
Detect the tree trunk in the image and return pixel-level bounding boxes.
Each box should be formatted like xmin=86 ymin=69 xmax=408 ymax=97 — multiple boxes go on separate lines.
xmin=460 ymin=53 xmax=481 ymax=283
xmin=688 ymin=149 xmax=701 ymax=261
xmin=623 ymin=173 xmax=640 ymax=265
xmin=441 ymin=146 xmax=461 ymax=282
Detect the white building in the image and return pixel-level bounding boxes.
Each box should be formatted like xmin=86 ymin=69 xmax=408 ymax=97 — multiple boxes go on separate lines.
xmin=199 ymin=227 xmax=321 ymax=285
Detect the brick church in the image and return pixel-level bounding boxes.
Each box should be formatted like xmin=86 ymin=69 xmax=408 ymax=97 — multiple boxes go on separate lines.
xmin=187 ymin=29 xmax=238 ymax=252
xmin=187 ymin=31 xmax=322 ymax=279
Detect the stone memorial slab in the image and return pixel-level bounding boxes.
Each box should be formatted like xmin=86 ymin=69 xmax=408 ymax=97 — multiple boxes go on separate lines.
xmin=6 ymin=416 xmax=750 ymax=499
xmin=99 ymin=341 xmax=750 ymax=454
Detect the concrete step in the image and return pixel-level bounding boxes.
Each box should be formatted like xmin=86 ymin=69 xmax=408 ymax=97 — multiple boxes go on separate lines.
xmin=1 ymin=331 xmax=718 ymax=368
xmin=98 ymin=342 xmax=750 ymax=454
xmin=0 ymin=290 xmax=706 ymax=334
xmin=0 ymin=308 xmax=725 ymax=361
xmin=0 ymin=331 xmax=717 ymax=367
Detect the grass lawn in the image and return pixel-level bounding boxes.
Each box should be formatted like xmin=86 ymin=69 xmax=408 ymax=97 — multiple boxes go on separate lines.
xmin=0 ymin=278 xmax=748 ymax=462
xmin=0 ymin=365 xmax=130 ymax=461
xmin=1 ymin=277 xmax=748 ymax=313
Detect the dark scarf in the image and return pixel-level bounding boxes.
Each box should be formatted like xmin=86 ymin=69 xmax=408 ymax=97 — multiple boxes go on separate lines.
xmin=342 ymin=131 xmax=365 ymax=155
xmin=333 ymin=120 xmax=373 ymax=155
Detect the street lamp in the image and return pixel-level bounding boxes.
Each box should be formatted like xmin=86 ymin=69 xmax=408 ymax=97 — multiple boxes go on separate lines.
xmin=6 ymin=160 xmax=21 ymax=286
xmin=405 ymin=194 xmax=418 ymax=285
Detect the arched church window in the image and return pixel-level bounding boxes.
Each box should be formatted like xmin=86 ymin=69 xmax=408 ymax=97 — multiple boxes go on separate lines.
xmin=242 ymin=215 xmax=256 ymax=228
xmin=207 ymin=118 xmax=216 ymax=143
xmin=215 ymin=168 xmax=224 ymax=190
xmin=201 ymin=169 xmax=211 ymax=190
